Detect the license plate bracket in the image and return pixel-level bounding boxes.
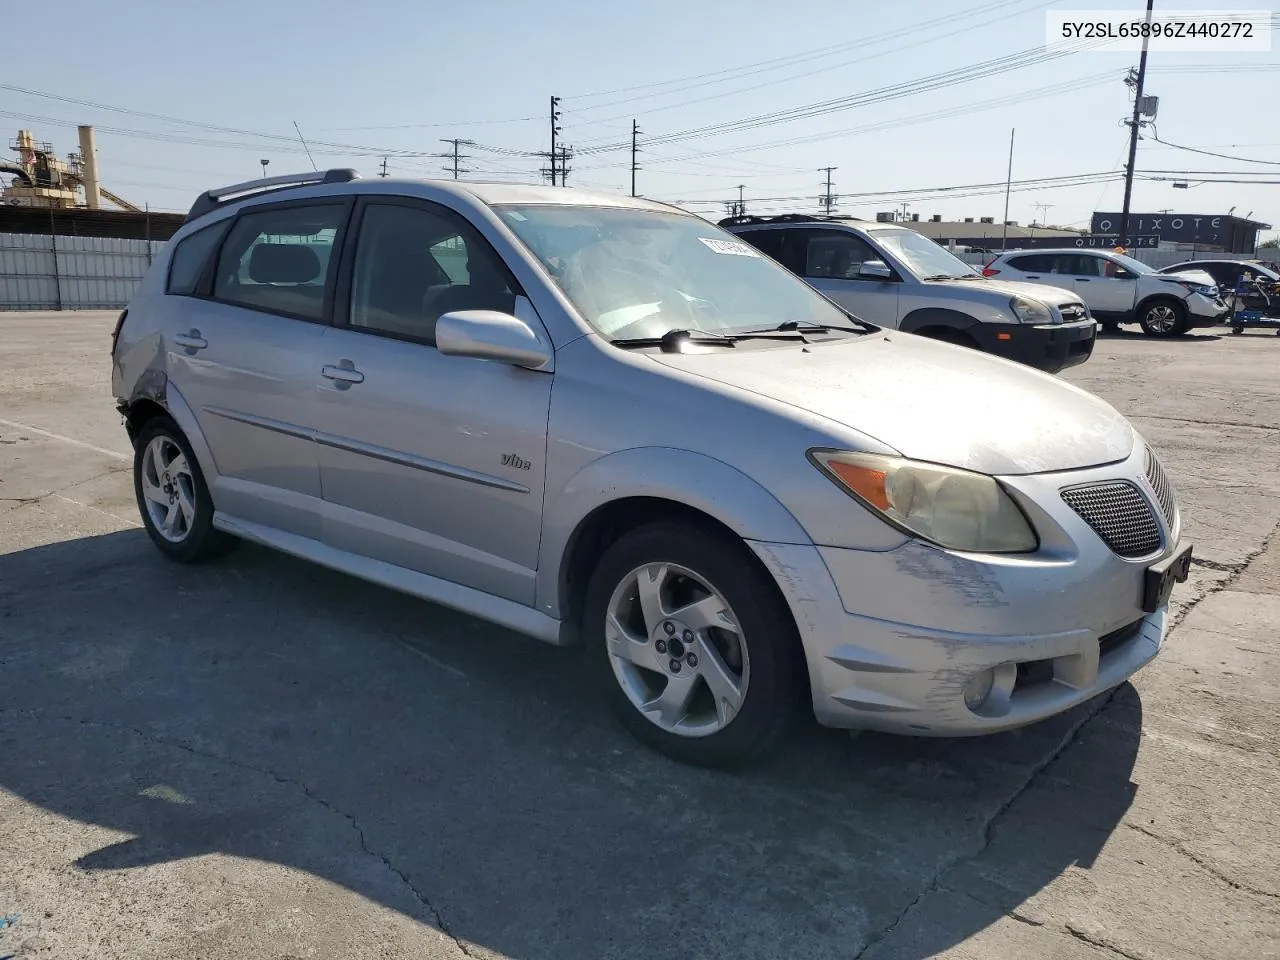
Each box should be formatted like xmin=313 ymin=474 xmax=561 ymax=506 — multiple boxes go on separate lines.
xmin=1143 ymin=542 xmax=1193 ymax=613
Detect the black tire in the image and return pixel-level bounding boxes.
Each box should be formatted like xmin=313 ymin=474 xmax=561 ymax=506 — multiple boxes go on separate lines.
xmin=1138 ymin=298 xmax=1188 ymax=338
xmin=582 ymin=521 xmax=803 ymax=767
xmin=132 ymin=415 xmax=236 ymax=563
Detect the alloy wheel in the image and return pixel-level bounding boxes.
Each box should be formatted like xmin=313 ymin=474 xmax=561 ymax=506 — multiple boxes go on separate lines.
xmin=139 ymin=435 xmax=197 ymax=543
xmin=604 ymin=562 xmax=750 ymax=737
xmin=1145 ymin=304 xmax=1179 ymax=334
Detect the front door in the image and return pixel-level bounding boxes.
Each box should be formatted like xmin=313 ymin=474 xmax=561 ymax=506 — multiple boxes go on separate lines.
xmin=166 ymin=199 xmax=351 ymax=540
xmin=793 ymin=229 xmax=901 ymax=327
xmin=1049 ymin=253 xmax=1134 ymax=315
xmin=315 ymin=197 xmax=553 ymax=605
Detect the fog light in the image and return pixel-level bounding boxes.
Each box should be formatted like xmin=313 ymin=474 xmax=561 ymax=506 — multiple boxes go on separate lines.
xmin=963 ymin=669 xmax=995 ymax=711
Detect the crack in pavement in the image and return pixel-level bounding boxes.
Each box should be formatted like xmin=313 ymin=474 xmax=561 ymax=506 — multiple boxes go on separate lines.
xmin=1129 ymin=414 xmax=1280 ymax=433
xmin=0 ymin=708 xmax=477 ymax=959
xmin=1065 ymin=924 xmax=1153 ymax=960
xmin=850 ymin=517 xmax=1280 ymax=959
xmin=1125 ymin=823 xmax=1280 ymax=901
xmin=1190 ymin=557 xmax=1245 ymax=573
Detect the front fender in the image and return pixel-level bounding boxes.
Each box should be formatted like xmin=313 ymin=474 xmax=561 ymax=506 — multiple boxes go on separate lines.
xmin=534 ymin=447 xmax=812 ymax=618
xmin=898 ymin=307 xmax=982 ymax=335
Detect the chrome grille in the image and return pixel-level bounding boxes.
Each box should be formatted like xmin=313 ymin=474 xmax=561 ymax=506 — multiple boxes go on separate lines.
xmin=1144 ymin=446 xmax=1177 ymax=528
xmin=1061 ymin=481 xmax=1162 ymax=558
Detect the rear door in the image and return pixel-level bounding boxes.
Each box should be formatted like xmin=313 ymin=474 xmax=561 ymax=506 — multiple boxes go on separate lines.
xmin=314 ymin=196 xmax=553 ymax=605
xmin=166 ymin=199 xmax=351 ymax=540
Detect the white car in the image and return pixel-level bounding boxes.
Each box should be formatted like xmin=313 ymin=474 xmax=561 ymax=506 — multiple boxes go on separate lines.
xmin=983 ymin=248 xmax=1230 ymax=337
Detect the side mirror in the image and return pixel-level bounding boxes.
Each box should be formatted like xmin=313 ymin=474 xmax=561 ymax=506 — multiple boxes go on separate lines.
xmin=435 ymin=310 xmax=552 ymax=370
xmin=859 ymin=260 xmax=893 ymax=280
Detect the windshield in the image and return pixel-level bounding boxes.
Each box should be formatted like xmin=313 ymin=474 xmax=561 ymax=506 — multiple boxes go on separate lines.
xmin=494 ymin=205 xmax=854 ymax=340
xmin=872 ymin=228 xmax=977 ymax=279
xmin=1111 ymin=253 xmax=1154 ymax=275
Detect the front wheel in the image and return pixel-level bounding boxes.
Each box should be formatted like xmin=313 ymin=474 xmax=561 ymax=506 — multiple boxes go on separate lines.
xmin=1138 ymin=300 xmax=1188 ymax=338
xmin=583 ymin=522 xmax=802 ymax=767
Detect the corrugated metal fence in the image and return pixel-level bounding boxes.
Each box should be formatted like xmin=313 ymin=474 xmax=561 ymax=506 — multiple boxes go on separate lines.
xmin=0 ymin=233 xmax=166 ymax=311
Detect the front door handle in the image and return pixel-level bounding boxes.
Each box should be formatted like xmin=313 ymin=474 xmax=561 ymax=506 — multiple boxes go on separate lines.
xmin=173 ymin=330 xmax=208 ymax=350
xmin=1076 ymin=278 xmax=1092 ymax=283
xmin=1026 ymin=275 xmax=1041 ymax=279
xmin=322 ymin=361 xmax=365 ymax=385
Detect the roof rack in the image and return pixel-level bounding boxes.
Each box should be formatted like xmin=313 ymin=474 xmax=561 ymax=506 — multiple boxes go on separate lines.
xmin=185 ymin=168 xmax=360 ymax=223
xmin=717 ymin=213 xmax=863 ymax=228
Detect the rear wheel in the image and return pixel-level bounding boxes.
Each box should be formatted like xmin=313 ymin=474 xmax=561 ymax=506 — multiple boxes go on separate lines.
xmin=583 ymin=522 xmax=802 ymax=767
xmin=133 ymin=416 xmax=236 ymax=563
xmin=1138 ymin=299 xmax=1188 ymax=338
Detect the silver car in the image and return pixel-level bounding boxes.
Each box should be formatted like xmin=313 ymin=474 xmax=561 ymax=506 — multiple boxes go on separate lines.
xmin=111 ymin=170 xmax=1193 ymax=767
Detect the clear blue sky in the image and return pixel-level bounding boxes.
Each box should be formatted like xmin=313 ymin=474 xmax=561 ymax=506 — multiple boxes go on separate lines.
xmin=3 ymin=0 xmax=1276 ymax=237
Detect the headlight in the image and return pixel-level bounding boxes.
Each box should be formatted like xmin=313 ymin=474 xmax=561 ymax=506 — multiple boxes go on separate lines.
xmin=1010 ymin=296 xmax=1054 ymax=324
xmin=808 ymin=450 xmax=1038 ymax=553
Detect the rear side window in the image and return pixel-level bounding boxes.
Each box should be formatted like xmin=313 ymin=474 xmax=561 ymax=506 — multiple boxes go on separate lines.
xmin=1007 ymin=254 xmax=1052 ymax=272
xmin=212 ymin=203 xmax=347 ymax=321
xmin=166 ymin=220 xmax=230 ymax=295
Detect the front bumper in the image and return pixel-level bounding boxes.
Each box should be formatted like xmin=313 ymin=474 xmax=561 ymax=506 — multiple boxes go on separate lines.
xmin=972 ymin=318 xmax=1096 ymax=374
xmin=749 ymin=445 xmax=1184 ymax=736
xmin=1187 ymin=294 xmax=1232 ymax=326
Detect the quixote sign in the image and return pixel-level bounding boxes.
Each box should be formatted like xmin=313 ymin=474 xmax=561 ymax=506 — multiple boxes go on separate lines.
xmin=1091 ymin=213 xmax=1228 ymax=245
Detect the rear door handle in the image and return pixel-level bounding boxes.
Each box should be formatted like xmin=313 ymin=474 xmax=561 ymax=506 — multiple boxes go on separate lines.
xmin=173 ymin=330 xmax=208 ymax=350
xmin=322 ymin=362 xmax=365 ymax=385
xmin=1076 ymin=278 xmax=1092 ymax=283
xmin=1026 ymin=275 xmax=1041 ymax=279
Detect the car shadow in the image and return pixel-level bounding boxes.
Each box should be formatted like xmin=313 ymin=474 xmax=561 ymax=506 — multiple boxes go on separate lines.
xmin=0 ymin=529 xmax=1144 ymax=959
xmin=1097 ymin=327 xmax=1223 ymax=342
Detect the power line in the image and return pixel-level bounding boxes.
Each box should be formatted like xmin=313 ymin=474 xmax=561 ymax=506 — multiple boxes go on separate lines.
xmin=565 ymin=0 xmax=1050 ymax=110
xmin=1146 ymin=131 xmax=1280 ymax=167
xmin=575 ymin=38 xmax=1109 ymax=156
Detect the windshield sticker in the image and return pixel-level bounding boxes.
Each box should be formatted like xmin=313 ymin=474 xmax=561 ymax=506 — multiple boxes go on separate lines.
xmin=698 ymin=237 xmax=759 ymax=257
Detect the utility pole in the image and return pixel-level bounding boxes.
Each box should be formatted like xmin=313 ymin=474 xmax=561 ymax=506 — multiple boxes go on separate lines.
xmin=738 ymin=185 xmax=746 ymax=218
xmin=1032 ymin=201 xmax=1052 ymax=226
xmin=1119 ymin=0 xmax=1156 ymax=247
xmin=439 ymin=139 xmax=474 ymax=180
xmin=818 ymin=166 xmax=838 ymax=215
xmin=549 ymin=96 xmax=562 ymax=186
xmin=379 ymin=156 xmax=389 ymax=178
xmin=630 ymin=120 xmax=641 ymax=197
xmin=558 ymin=146 xmax=574 ymax=187
xmin=1001 ymin=128 xmax=1015 ymax=252
xmin=898 ymin=200 xmax=911 ymax=222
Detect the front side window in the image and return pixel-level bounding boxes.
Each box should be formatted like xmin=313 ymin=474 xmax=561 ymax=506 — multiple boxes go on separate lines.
xmin=212 ymin=203 xmax=346 ymax=321
xmin=495 ymin=205 xmax=852 ymax=340
xmin=166 ymin=219 xmax=230 ymax=295
xmin=1008 ymin=254 xmax=1052 ymax=273
xmin=802 ymin=232 xmax=882 ymax=280
xmin=348 ymin=203 xmax=517 ymax=343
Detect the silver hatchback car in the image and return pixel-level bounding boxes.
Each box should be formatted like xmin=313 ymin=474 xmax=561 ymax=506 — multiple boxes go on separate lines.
xmin=111 ymin=170 xmax=1193 ymax=766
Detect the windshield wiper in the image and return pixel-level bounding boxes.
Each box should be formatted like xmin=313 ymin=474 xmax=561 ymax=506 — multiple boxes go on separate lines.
xmin=773 ymin=317 xmax=875 ymax=334
xmin=610 ymin=328 xmax=737 ymax=351
xmin=920 ymin=273 xmax=977 ymax=281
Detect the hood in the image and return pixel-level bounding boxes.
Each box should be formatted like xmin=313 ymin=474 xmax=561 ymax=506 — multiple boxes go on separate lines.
xmin=941 ymin=276 xmax=1083 ymax=307
xmin=1156 ymin=269 xmax=1216 ymax=288
xmin=652 ymin=334 xmax=1134 ymax=475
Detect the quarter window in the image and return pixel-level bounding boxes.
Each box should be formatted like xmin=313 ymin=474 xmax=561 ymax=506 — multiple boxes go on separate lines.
xmin=348 ymin=203 xmax=517 ymax=344
xmin=166 ymin=220 xmax=230 ymax=295
xmin=212 ymin=203 xmax=346 ymax=321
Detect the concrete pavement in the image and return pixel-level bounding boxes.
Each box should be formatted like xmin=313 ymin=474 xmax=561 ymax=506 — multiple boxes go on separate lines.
xmin=1 ymin=311 xmax=1277 ymax=959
